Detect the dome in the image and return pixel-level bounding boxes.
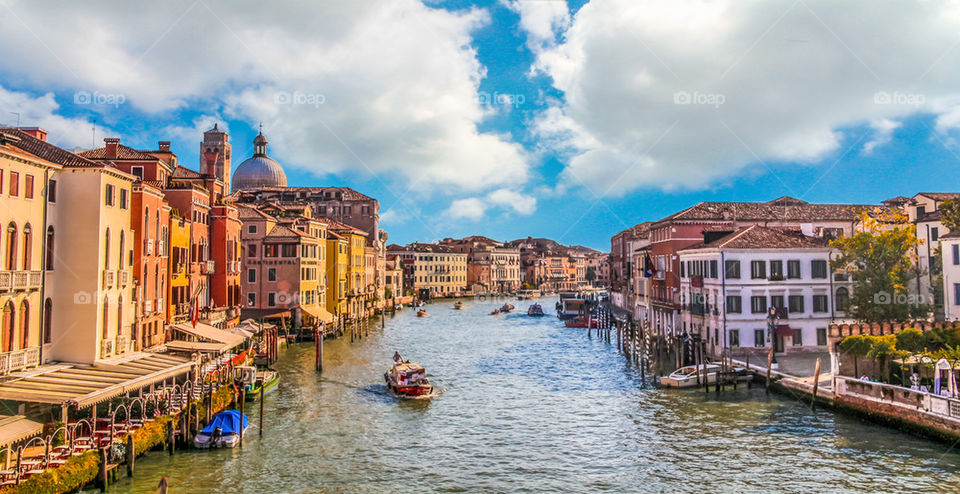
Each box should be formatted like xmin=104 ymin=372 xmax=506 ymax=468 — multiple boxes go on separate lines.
xmin=231 ymin=131 xmax=287 ymax=192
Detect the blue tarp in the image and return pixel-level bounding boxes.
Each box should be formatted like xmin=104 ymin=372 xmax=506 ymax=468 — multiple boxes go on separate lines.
xmin=200 ymin=410 xmax=248 ymax=435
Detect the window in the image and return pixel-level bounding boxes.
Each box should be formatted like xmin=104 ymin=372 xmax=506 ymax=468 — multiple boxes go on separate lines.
xmin=836 ymin=287 xmax=850 ymax=312
xmin=817 ymin=327 xmax=827 ymax=346
xmin=120 ymin=189 xmax=128 ymax=209
xmin=769 ymin=260 xmax=784 ymax=280
xmin=265 ymin=244 xmax=278 ymax=257
xmin=248 ymin=225 xmax=257 ymax=234
xmin=104 ymin=184 xmax=115 ymax=206
xmin=709 ymin=260 xmax=717 ymax=278
xmin=131 ymin=166 xmax=144 ymax=180
xmin=811 ymin=260 xmax=827 ymax=279
xmin=725 ymin=260 xmax=740 ymax=279
xmin=43 ymin=298 xmax=52 ymax=344
xmin=787 ymin=260 xmax=801 ymax=279
xmin=45 ymin=226 xmax=54 ymax=270
xmin=47 ymin=179 xmax=56 ymax=202
xmin=247 ymin=269 xmax=256 ymax=283
xmin=751 ymin=296 xmax=767 ymax=313
xmin=792 ymin=328 xmax=802 ymax=346
xmin=282 ymin=244 xmax=297 ymax=257
xmin=21 ymin=225 xmax=31 ymax=270
xmin=726 ymin=295 xmax=742 ymax=313
xmin=9 ymin=171 xmax=18 ymax=196
xmin=750 ymin=260 xmax=766 ymax=279
xmin=932 ymin=227 xmax=940 ymax=242
xmin=954 ymin=244 xmax=959 ymax=265
xmin=955 ymin=283 xmax=960 ymax=306
xmin=268 ymin=293 xmax=276 ymax=306
xmin=813 ymin=294 xmax=828 ymax=313
xmin=730 ymin=329 xmax=740 ymax=347
xmin=788 ymin=295 xmax=804 ymax=313
xmin=754 ymin=329 xmax=765 ymax=347
xmin=680 ymin=262 xmax=685 ymax=278
xmin=268 ymin=268 xmax=277 ymax=282
xmin=24 ymin=175 xmax=34 ymax=199
xmin=247 ymin=293 xmax=256 ymax=306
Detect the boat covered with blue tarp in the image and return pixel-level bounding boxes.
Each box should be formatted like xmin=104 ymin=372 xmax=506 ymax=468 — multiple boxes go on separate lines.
xmin=194 ymin=410 xmax=249 ymax=448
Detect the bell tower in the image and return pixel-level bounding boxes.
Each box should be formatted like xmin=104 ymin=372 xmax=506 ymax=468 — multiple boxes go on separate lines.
xmin=200 ymin=123 xmax=231 ymax=191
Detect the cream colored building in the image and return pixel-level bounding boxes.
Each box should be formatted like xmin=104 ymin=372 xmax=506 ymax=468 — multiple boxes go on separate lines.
xmin=391 ymin=243 xmax=468 ymax=298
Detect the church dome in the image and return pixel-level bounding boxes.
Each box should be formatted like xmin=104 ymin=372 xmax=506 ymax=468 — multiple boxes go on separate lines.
xmin=231 ymin=131 xmax=287 ymax=192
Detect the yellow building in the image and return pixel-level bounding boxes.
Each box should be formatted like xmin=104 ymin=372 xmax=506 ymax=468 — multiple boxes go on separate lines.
xmin=167 ymin=213 xmax=192 ymax=324
xmin=324 ymin=219 xmax=368 ymax=317
xmin=0 ymin=129 xmax=60 ymax=373
xmin=325 ymin=231 xmax=348 ymax=318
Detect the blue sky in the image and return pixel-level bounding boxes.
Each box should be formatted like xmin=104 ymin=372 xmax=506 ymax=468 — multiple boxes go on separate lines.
xmin=2 ymin=0 xmax=960 ymax=250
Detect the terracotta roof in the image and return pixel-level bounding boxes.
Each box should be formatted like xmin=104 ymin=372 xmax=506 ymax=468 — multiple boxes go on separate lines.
xmin=318 ymin=216 xmax=367 ymax=236
xmin=79 ymin=143 xmax=162 ymax=161
xmin=940 ymin=230 xmax=960 ymax=240
xmin=655 ymin=197 xmax=874 ymax=225
xmin=326 ymin=231 xmax=346 ymax=241
xmin=400 ymin=242 xmax=461 ymax=254
xmin=680 ymin=225 xmax=830 ymax=251
xmin=0 ymin=128 xmax=101 ymax=168
xmin=915 ymin=192 xmax=960 ymax=202
xmin=238 ymin=186 xmax=374 ymax=202
xmin=236 ymin=204 xmax=274 ymax=221
xmin=170 ymin=166 xmax=203 ymax=179
xmin=264 ymin=224 xmax=310 ymax=240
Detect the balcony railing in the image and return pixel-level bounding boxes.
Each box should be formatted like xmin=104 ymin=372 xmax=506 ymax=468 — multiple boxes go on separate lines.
xmin=144 ymin=300 xmax=153 ymax=314
xmin=201 ymin=260 xmax=216 ymax=274
xmin=120 ymin=270 xmax=130 ymax=286
xmin=103 ymin=270 xmax=115 ymax=288
xmin=116 ymin=335 xmax=130 ymax=355
xmin=0 ymin=347 xmax=41 ymax=376
xmin=0 ymin=271 xmax=42 ymax=291
xmin=100 ymin=339 xmax=114 ymax=359
xmin=145 ymin=239 xmax=154 ymax=255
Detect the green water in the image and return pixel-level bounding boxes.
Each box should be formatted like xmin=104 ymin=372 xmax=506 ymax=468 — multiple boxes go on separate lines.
xmin=109 ymin=297 xmax=960 ymax=493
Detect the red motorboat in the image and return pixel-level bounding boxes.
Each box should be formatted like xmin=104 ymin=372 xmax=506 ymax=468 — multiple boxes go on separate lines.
xmin=385 ymin=359 xmax=434 ymax=397
xmin=564 ymin=316 xmax=600 ymax=328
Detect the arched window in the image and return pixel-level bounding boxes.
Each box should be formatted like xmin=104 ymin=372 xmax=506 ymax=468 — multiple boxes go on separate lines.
xmin=45 ymin=227 xmax=54 ymax=270
xmin=836 ymin=287 xmax=850 ymax=312
xmin=5 ymin=222 xmax=17 ymax=271
xmin=21 ymin=224 xmax=32 ymax=270
xmin=119 ymin=231 xmax=125 ymax=269
xmin=18 ymin=300 xmax=29 ymax=349
xmin=1 ymin=301 xmax=13 ymax=352
xmin=43 ymin=298 xmax=52 ymax=344
xmin=101 ymin=297 xmax=109 ymax=339
xmin=116 ymin=295 xmax=123 ymax=336
xmin=103 ymin=228 xmax=111 ymax=269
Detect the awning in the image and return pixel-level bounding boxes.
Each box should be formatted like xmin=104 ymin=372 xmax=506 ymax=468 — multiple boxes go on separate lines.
xmin=299 ymin=305 xmax=334 ymax=324
xmin=165 ymin=340 xmax=232 ymax=354
xmin=0 ymin=353 xmax=194 ymax=408
xmin=171 ymin=322 xmax=246 ymax=348
xmin=775 ymin=324 xmax=794 ymax=337
xmin=0 ymin=415 xmax=43 ymax=447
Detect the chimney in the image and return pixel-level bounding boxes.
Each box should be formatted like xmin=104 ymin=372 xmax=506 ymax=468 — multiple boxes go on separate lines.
xmin=158 ymin=141 xmax=170 ymax=152
xmin=19 ymin=127 xmax=48 ymax=142
xmin=104 ymin=137 xmax=120 ymax=158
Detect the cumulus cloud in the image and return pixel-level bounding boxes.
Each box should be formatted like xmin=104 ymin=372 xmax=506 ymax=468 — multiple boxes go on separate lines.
xmin=487 ymin=188 xmax=536 ymax=215
xmin=862 ymin=118 xmax=902 ymax=155
xmin=0 ymin=0 xmax=529 ymax=191
xmin=523 ymin=0 xmax=960 ymax=195
xmin=446 ymin=198 xmax=487 ymax=221
xmin=502 ymin=0 xmax=570 ymax=51
xmin=0 ymin=85 xmax=109 ymax=149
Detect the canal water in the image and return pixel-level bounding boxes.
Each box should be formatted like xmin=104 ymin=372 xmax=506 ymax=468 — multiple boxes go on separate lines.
xmin=111 ymin=297 xmax=960 ymax=493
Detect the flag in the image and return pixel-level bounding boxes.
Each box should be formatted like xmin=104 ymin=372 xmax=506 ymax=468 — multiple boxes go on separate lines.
xmin=643 ymin=253 xmax=655 ymax=278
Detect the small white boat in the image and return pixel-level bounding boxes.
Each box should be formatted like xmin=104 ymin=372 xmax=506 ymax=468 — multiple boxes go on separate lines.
xmin=658 ymin=364 xmax=751 ymax=388
xmin=193 ymin=410 xmax=249 ymax=449
xmin=453 ymin=301 xmax=466 ymax=310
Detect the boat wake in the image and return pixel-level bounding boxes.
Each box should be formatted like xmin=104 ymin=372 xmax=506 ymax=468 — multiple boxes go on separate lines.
xmin=388 ymin=387 xmax=445 ymax=400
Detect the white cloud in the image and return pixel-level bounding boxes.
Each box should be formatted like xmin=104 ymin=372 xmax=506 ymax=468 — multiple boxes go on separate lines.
xmin=503 ymin=0 xmax=570 ymax=51
xmin=0 ymin=0 xmax=529 ymax=191
xmin=445 ymin=198 xmax=487 ymax=221
xmin=487 ymin=188 xmax=536 ymax=215
xmin=862 ymin=118 xmax=901 ymax=155
xmin=0 ymin=85 xmax=109 ymax=149
xmin=522 ymin=0 xmax=960 ymax=195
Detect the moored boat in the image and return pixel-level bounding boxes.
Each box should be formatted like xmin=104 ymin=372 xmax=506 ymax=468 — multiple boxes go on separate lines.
xmin=527 ymin=303 xmax=545 ymax=317
xmin=237 ymin=366 xmax=279 ymax=401
xmin=564 ymin=315 xmax=600 ymax=328
xmin=658 ymin=364 xmax=736 ymax=388
xmin=556 ymin=291 xmax=585 ymax=320
xmin=193 ymin=410 xmax=249 ymax=448
xmin=385 ymin=356 xmax=434 ymax=398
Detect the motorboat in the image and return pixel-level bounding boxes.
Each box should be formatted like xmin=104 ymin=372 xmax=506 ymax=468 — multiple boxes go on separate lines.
xmin=235 ymin=366 xmax=279 ymax=402
xmin=490 ymin=309 xmax=500 ymax=315
xmin=657 ymin=364 xmax=750 ymax=388
xmin=499 ymin=304 xmax=515 ymax=313
xmin=453 ymin=301 xmax=466 ymax=310
xmin=416 ymin=309 xmax=428 ymax=317
xmin=518 ymin=289 xmax=541 ymax=300
xmin=564 ymin=315 xmax=600 ymax=328
xmin=194 ymin=410 xmax=249 ymax=448
xmin=385 ymin=358 xmax=434 ymax=398
xmin=527 ymin=303 xmax=545 ymax=317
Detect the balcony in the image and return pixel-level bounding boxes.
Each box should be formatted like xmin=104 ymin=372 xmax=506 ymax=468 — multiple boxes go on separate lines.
xmin=769 ymin=274 xmax=785 ymax=281
xmin=145 ymin=239 xmax=154 ymax=255
xmin=0 ymin=271 xmax=43 ymax=292
xmin=653 ymin=271 xmax=666 ymax=281
xmin=0 ymin=347 xmax=41 ymax=376
xmin=144 ymin=300 xmax=153 ymax=314
xmin=100 ymin=339 xmax=114 ymax=359
xmin=201 ymin=260 xmax=216 ymax=274
xmin=157 ymin=241 xmax=167 ymax=257
xmin=102 ymin=270 xmax=115 ymax=288
xmin=119 ymin=270 xmax=130 ymax=286
xmin=115 ymin=334 xmax=130 ymax=355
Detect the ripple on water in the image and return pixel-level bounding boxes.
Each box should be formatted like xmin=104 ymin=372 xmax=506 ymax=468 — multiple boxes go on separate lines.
xmin=108 ymin=298 xmax=960 ymax=493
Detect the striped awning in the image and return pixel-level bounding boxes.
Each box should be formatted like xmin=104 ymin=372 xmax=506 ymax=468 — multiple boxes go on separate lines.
xmin=170 ymin=322 xmax=246 ymax=349
xmin=0 ymin=353 xmax=194 ymax=408
xmin=0 ymin=415 xmax=43 ymax=447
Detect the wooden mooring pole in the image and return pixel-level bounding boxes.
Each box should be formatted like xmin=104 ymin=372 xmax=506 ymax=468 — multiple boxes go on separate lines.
xmin=259 ymin=381 xmax=265 ymax=437
xmin=126 ymin=433 xmax=135 ymax=477
xmin=765 ymin=345 xmax=774 ymax=393
xmin=811 ymin=356 xmax=822 ymax=410
xmin=98 ymin=447 xmax=108 ymax=491
xmin=239 ymin=388 xmax=246 ymax=448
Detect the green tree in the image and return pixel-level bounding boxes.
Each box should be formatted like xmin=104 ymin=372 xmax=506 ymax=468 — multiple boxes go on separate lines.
xmin=896 ymin=328 xmax=925 ymax=356
xmin=830 ymin=208 xmax=927 ymax=323
xmin=938 ymin=198 xmax=960 ymax=232
xmin=867 ymin=334 xmax=902 ymax=382
xmin=839 ymin=334 xmax=874 ymax=377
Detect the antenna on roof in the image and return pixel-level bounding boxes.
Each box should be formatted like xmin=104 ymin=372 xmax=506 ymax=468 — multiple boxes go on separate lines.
xmin=91 ymin=119 xmax=97 ymax=148
xmin=9 ymin=112 xmax=20 ymax=128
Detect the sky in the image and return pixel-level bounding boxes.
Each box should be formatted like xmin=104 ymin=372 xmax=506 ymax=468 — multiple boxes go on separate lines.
xmin=2 ymin=0 xmax=960 ymax=251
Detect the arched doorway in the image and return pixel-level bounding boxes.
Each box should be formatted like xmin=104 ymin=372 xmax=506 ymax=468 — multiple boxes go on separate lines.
xmin=18 ymin=300 xmax=29 ymax=349
xmin=43 ymin=298 xmax=52 ymax=344
xmin=1 ymin=301 xmax=13 ymax=352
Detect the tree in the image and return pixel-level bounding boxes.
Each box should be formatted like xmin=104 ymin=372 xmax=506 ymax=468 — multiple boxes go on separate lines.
xmin=896 ymin=328 xmax=925 ymax=356
xmin=938 ymin=198 xmax=960 ymax=232
xmin=585 ymin=267 xmax=597 ymax=283
xmin=830 ymin=208 xmax=927 ymax=323
xmin=866 ymin=334 xmax=902 ymax=382
xmin=839 ymin=334 xmax=873 ymax=377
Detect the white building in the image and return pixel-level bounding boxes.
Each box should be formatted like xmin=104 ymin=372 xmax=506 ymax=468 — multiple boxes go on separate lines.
xmin=940 ymin=231 xmax=960 ymax=321
xmin=678 ymin=226 xmax=853 ymax=359
xmin=907 ymin=193 xmax=959 ymax=313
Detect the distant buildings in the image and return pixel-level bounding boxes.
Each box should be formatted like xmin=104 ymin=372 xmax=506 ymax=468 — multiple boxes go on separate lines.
xmin=440 ymin=236 xmax=520 ymax=293
xmin=389 ymin=243 xmax=467 ymax=299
